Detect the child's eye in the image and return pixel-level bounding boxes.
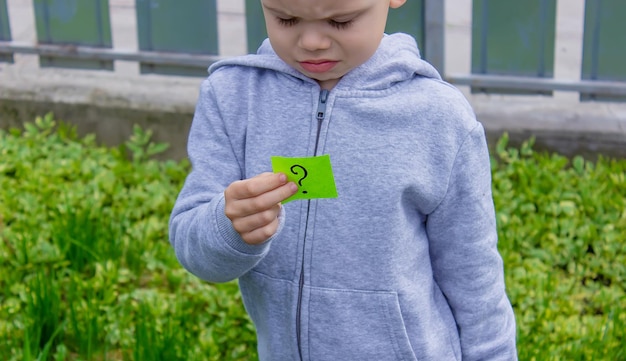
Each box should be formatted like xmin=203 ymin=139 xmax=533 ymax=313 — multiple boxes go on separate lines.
xmin=277 ymin=17 xmax=299 ymax=27
xmin=329 ymin=20 xmax=353 ymax=30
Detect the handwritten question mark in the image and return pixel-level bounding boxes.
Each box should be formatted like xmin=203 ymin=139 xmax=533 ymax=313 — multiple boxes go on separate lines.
xmin=290 ymin=164 xmax=308 ymax=194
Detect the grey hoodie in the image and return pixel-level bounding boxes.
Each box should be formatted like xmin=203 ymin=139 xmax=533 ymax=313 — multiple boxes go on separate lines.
xmin=169 ymin=33 xmax=517 ymax=360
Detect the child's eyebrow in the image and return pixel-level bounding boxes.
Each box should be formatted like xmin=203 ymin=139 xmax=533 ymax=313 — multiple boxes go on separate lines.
xmin=262 ymin=4 xmax=364 ymax=20
xmin=262 ymin=4 xmax=291 ymax=17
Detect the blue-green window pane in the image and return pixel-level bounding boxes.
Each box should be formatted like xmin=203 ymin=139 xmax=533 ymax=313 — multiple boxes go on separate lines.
xmin=0 ymin=0 xmax=13 ymax=62
xmin=136 ymin=0 xmax=217 ymax=76
xmin=472 ymin=0 xmax=556 ymax=94
xmin=33 ymin=0 xmax=112 ymax=70
xmin=386 ymin=0 xmax=424 ymax=56
xmin=245 ymin=0 xmax=265 ymax=54
xmin=581 ymin=0 xmax=626 ymax=101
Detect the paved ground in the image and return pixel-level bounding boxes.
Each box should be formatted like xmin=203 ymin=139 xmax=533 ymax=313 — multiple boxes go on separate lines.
xmin=1 ymin=0 xmax=625 ymax=160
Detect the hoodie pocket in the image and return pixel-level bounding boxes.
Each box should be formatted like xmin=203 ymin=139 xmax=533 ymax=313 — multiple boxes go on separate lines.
xmin=307 ymin=287 xmax=417 ymax=361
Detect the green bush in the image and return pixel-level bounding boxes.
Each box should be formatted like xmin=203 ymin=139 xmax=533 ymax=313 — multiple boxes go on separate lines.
xmin=493 ymin=134 xmax=626 ymax=360
xmin=0 ymin=114 xmax=257 ymax=361
xmin=0 ymin=115 xmax=624 ymax=360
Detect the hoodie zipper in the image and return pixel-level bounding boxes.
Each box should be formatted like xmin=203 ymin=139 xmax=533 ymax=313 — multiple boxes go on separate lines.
xmin=296 ymin=89 xmax=329 ymax=360
xmin=313 ymin=89 xmax=329 ymax=155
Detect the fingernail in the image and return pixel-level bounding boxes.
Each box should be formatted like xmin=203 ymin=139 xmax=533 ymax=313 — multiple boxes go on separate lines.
xmin=289 ymin=182 xmax=298 ymax=193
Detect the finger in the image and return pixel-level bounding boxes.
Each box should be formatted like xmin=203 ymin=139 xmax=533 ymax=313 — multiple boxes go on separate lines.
xmin=240 ymin=217 xmax=281 ymax=245
xmin=226 ymin=181 xmax=297 ymax=219
xmin=227 ymin=173 xmax=288 ymax=201
xmin=231 ymin=204 xmax=282 ymax=235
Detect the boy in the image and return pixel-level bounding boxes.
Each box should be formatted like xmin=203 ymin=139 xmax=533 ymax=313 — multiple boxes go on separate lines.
xmin=169 ymin=0 xmax=518 ymax=359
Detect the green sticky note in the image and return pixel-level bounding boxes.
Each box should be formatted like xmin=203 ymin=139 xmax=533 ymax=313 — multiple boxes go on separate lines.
xmin=271 ymin=155 xmax=338 ymax=203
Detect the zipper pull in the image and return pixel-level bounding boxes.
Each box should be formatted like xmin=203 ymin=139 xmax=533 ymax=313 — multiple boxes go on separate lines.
xmin=317 ymin=89 xmax=329 ymax=121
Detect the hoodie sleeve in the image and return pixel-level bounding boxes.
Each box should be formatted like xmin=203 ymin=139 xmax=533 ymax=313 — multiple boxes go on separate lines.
xmin=168 ymin=78 xmax=284 ymax=283
xmin=427 ymin=123 xmax=518 ymax=360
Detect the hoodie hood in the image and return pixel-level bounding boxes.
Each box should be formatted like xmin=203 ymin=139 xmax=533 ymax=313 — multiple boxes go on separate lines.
xmin=209 ymin=33 xmax=442 ymax=91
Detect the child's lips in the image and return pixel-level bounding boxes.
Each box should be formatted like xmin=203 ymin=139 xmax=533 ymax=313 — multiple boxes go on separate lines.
xmin=299 ymin=60 xmax=338 ymax=73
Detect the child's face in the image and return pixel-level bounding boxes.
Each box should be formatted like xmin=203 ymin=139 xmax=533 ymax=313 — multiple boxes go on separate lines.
xmin=261 ymin=0 xmax=406 ymax=89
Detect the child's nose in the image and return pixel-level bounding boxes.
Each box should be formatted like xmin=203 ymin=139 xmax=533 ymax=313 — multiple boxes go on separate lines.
xmin=297 ymin=26 xmax=331 ymax=51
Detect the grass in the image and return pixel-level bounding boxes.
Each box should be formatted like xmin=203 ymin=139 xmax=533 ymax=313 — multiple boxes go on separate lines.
xmin=0 ymin=114 xmax=625 ymax=360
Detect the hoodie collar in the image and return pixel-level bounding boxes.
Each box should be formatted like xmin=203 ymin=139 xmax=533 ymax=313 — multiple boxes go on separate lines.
xmin=209 ymin=33 xmax=441 ymax=91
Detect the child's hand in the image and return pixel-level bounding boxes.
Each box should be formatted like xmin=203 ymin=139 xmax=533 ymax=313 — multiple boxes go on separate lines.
xmin=224 ymin=172 xmax=298 ymax=245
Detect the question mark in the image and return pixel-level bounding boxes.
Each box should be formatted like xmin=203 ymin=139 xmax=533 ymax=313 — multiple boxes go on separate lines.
xmin=290 ymin=164 xmax=308 ymax=194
